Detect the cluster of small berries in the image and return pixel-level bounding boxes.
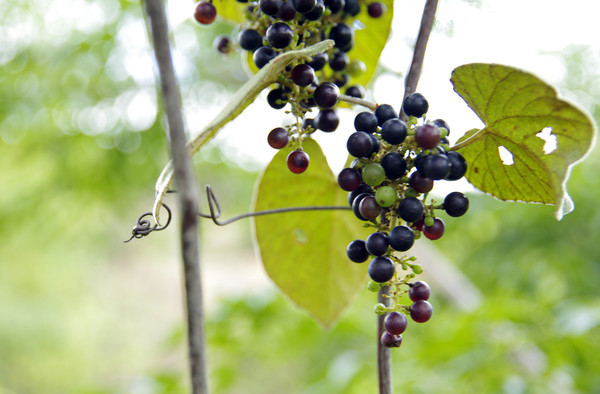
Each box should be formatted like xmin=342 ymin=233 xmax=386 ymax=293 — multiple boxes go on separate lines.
xmin=341 ymin=93 xmax=469 ymax=349
xmin=193 ymin=0 xmax=387 ymax=173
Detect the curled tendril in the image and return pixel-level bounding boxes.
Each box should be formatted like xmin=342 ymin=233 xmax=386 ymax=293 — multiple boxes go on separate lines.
xmin=124 ymin=203 xmax=172 ymax=243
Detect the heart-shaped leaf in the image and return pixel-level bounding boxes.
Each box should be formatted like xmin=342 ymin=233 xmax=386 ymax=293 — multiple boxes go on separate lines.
xmin=451 ymin=63 xmax=596 ymax=219
xmin=253 ymin=139 xmax=369 ymax=328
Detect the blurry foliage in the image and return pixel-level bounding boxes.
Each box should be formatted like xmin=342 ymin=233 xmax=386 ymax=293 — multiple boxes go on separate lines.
xmin=0 ymin=0 xmax=599 ymax=393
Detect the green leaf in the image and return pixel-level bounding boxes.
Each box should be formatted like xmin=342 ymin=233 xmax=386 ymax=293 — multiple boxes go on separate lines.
xmin=349 ymin=0 xmax=394 ymax=88
xmin=451 ymin=63 xmax=596 ymax=219
xmin=214 ymin=0 xmax=245 ymax=25
xmin=253 ymin=139 xmax=369 ymax=328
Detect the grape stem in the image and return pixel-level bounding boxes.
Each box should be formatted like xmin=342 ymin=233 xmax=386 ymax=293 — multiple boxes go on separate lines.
xmin=399 ymin=0 xmax=439 ymax=120
xmin=379 ymin=1 xmax=439 ymax=394
xmin=152 ymin=40 xmax=335 ymax=226
xmin=142 ymin=0 xmax=207 ymax=392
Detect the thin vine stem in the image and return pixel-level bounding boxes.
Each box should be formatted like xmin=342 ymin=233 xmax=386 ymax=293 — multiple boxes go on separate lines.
xmin=142 ymin=0 xmax=208 ymax=393
xmin=379 ymin=1 xmax=439 ymax=393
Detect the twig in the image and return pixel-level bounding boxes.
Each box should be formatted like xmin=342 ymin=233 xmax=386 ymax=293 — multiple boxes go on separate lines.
xmin=379 ymin=1 xmax=440 ymax=393
xmin=400 ymin=0 xmax=439 ymax=119
xmin=142 ymin=0 xmax=208 ymax=393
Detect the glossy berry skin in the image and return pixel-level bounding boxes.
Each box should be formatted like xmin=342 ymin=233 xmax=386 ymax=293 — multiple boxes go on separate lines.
xmin=345 ymin=85 xmax=365 ymax=98
xmin=267 ymin=88 xmax=287 ymax=109
xmin=375 ymin=186 xmax=397 ymax=208
xmin=259 ymin=0 xmax=283 ymax=16
xmin=308 ymin=53 xmax=328 ymax=71
xmin=368 ymin=2 xmax=385 ymax=18
xmin=315 ymin=109 xmax=339 ymax=132
xmin=420 ymin=154 xmax=450 ymax=180
xmin=409 ymin=171 xmax=433 ymax=193
xmin=388 ymin=225 xmax=415 ymax=252
xmin=384 ymin=311 xmax=407 ymax=335
xmin=325 ymin=0 xmax=344 ymax=13
xmin=397 ymin=197 xmax=424 ymax=223
xmin=368 ymin=256 xmax=395 ymax=283
xmin=267 ymin=127 xmax=288 ymax=149
xmin=194 ymin=1 xmax=217 ymax=24
xmin=423 ymin=217 xmax=445 ymax=240
xmin=369 ymin=134 xmax=381 ymax=156
xmin=287 ymin=150 xmax=309 ymax=174
xmin=358 ymin=195 xmax=381 ymax=220
xmin=291 ymin=64 xmax=315 ymax=87
xmin=238 ymin=29 xmax=263 ymax=51
xmin=278 ymin=2 xmax=297 ymax=20
xmin=337 ymin=168 xmax=362 ymax=191
xmin=415 ymin=124 xmax=441 ymax=149
xmin=304 ymin=0 xmax=324 ymax=20
xmin=328 ymin=51 xmax=349 ymax=71
xmin=444 ymin=192 xmax=469 ymax=217
xmin=346 ymin=240 xmax=369 ymax=263
xmin=381 ymin=332 xmax=402 ymax=348
xmin=291 ymin=0 xmax=316 ymax=13
xmin=381 ymin=118 xmax=407 ymax=145
xmin=409 ymin=281 xmax=431 ymax=301
xmin=348 ymin=184 xmax=372 ymax=206
xmin=403 ymin=92 xmax=429 ymax=118
xmin=410 ymin=300 xmax=433 ymax=323
xmin=446 ymin=151 xmax=468 ymax=180
xmin=329 ymin=23 xmax=353 ymax=49
xmin=344 ymin=0 xmax=360 ymax=16
xmin=266 ymin=22 xmax=294 ymax=48
xmin=381 ymin=152 xmax=407 ymax=180
xmin=253 ymin=46 xmax=277 ymax=69
xmin=365 ymin=232 xmax=389 ymax=256
xmin=354 ymin=112 xmax=379 ymax=133
xmin=313 ymin=82 xmax=339 ymax=108
xmin=347 ymin=131 xmax=373 ymax=158
xmin=361 ymin=163 xmax=385 ymax=187
xmin=375 ymin=104 xmax=397 ymax=126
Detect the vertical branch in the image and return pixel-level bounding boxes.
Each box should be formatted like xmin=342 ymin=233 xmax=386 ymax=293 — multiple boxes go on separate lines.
xmin=377 ymin=286 xmax=392 ymax=394
xmin=379 ymin=1 xmax=439 ymax=393
xmin=142 ymin=0 xmax=208 ymax=393
xmin=400 ymin=0 xmax=439 ymax=118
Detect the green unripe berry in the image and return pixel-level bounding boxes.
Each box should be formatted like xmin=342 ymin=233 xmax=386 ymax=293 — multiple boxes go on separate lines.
xmin=424 ymin=215 xmax=434 ymax=227
xmin=347 ymin=60 xmax=366 ymax=77
xmin=374 ymin=303 xmax=388 ymax=315
xmin=362 ymin=163 xmax=386 ymax=187
xmin=375 ymin=186 xmax=397 ymax=207
xmin=367 ymin=280 xmax=381 ymax=292
xmin=412 ymin=264 xmax=423 ymax=274
xmin=404 ymin=188 xmax=419 ymax=198
xmin=439 ymin=127 xmax=448 ymax=138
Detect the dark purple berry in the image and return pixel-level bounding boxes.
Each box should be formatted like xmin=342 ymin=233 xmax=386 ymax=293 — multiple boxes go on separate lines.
xmin=415 ymin=124 xmax=441 ymax=149
xmin=328 ymin=23 xmax=353 ymax=49
xmin=381 ymin=118 xmax=407 ymax=145
xmin=346 ymin=240 xmax=369 ymax=263
xmin=313 ymin=82 xmax=339 ymax=108
xmin=365 ymin=232 xmax=389 ymax=256
xmin=446 ymin=151 xmax=467 ymax=180
xmin=367 ymin=2 xmax=385 ymax=18
xmin=374 ymin=104 xmax=397 ymax=126
xmin=359 ymin=195 xmax=381 ymax=220
xmin=347 ymin=131 xmax=373 ymax=158
xmin=308 ymin=53 xmax=328 ymax=71
xmin=348 ymin=184 xmax=372 ymax=206
xmin=423 ymin=217 xmax=445 ymax=240
xmin=291 ymin=0 xmax=316 ymax=13
xmin=408 ymin=171 xmax=433 ymax=193
xmin=259 ymin=0 xmax=283 ymax=16
xmin=315 ymin=109 xmax=339 ymax=132
xmin=380 ymin=152 xmax=407 ymax=180
xmin=420 ymin=154 xmax=450 ymax=180
xmin=267 ymin=88 xmax=288 ymax=109
xmin=194 ymin=1 xmax=217 ymax=24
xmin=266 ymin=22 xmax=293 ymax=48
xmin=408 ymin=281 xmax=431 ymax=301
xmin=253 ymin=46 xmax=277 ymax=69
xmin=267 ymin=127 xmax=288 ymax=149
xmin=345 ymin=85 xmax=365 ymax=98
xmin=239 ymin=29 xmax=263 ymax=52
xmin=329 ymin=51 xmax=349 ymax=71
xmin=384 ymin=311 xmax=407 ymax=335
xmin=368 ymin=256 xmax=395 ymax=283
xmin=381 ymin=332 xmax=402 ymax=348
xmin=410 ymin=300 xmax=433 ymax=323
xmin=388 ymin=225 xmax=414 ymax=252
xmin=291 ymin=64 xmax=315 ymax=87
xmin=397 ymin=197 xmax=424 ymax=223
xmin=354 ymin=111 xmax=379 ymax=133
xmin=304 ymin=0 xmax=324 ymax=20
xmin=287 ymin=150 xmax=310 ymax=174
xmin=338 ymin=168 xmax=362 ymax=191
xmin=444 ymin=192 xmax=469 ymax=217
xmin=403 ymin=92 xmax=428 ymax=118
xmin=278 ymin=2 xmax=297 ymax=20
xmin=433 ymin=119 xmax=450 ymax=136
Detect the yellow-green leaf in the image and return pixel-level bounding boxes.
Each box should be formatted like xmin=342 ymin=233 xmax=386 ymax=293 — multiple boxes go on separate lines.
xmin=214 ymin=0 xmax=245 ymax=24
xmin=451 ymin=63 xmax=596 ymax=219
xmin=253 ymin=139 xmax=369 ymax=328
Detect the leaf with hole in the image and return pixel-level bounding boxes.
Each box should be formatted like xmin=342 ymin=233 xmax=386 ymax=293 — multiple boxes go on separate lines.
xmin=451 ymin=63 xmax=596 ymax=219
xmin=253 ymin=139 xmax=370 ymax=328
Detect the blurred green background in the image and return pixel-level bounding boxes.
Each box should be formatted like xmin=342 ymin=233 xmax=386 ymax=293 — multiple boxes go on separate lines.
xmin=1 ymin=0 xmax=599 ymax=393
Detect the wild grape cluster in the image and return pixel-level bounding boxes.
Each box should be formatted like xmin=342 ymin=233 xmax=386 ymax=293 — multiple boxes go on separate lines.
xmin=194 ymin=0 xmax=386 ymax=173
xmin=194 ymin=1 xmax=470 ymax=351
xmin=343 ymin=93 xmax=469 ymax=349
